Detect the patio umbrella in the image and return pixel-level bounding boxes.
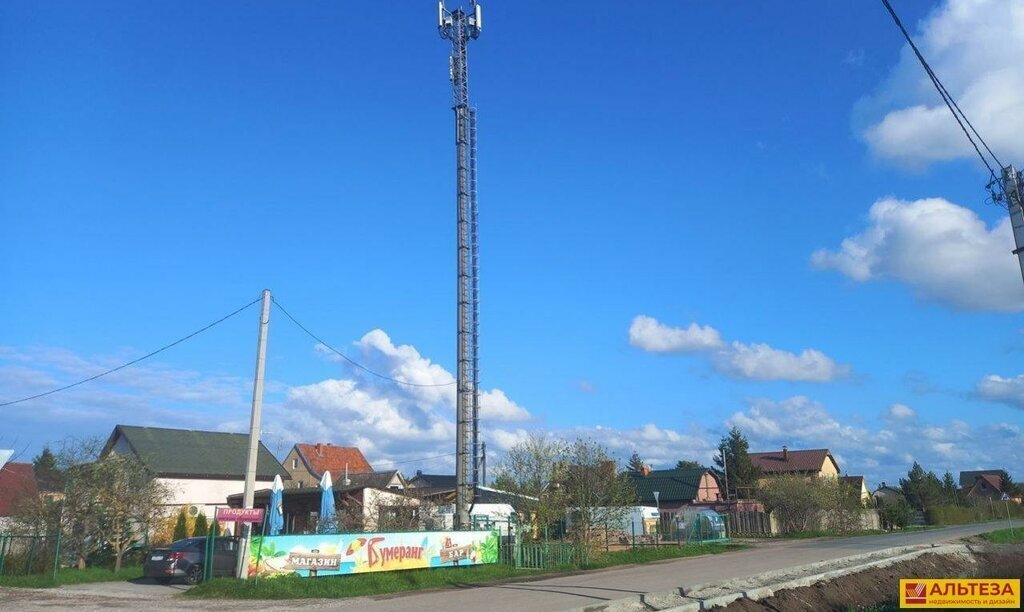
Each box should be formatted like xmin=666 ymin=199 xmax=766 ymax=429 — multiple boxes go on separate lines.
xmin=319 ymin=471 xmax=336 ymax=534
xmin=268 ymin=474 xmax=285 ymax=536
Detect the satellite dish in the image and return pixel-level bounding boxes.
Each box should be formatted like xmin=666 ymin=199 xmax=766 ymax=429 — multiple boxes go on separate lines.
xmin=188 ymin=505 xmax=199 ymax=516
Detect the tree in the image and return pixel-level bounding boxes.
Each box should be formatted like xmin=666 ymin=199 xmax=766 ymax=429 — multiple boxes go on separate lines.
xmin=757 ymin=476 xmax=820 ymax=533
xmin=899 ymin=462 xmax=943 ymax=511
xmin=193 ymin=512 xmax=209 ymax=537
xmin=877 ymin=496 xmax=914 ymax=529
xmin=493 ymin=433 xmax=570 ymax=535
xmin=172 ymin=508 xmax=189 ymax=541
xmin=626 ymin=451 xmax=645 ymax=472
xmin=941 ymin=471 xmax=960 ymax=505
xmin=91 ymin=453 xmax=169 ymax=571
xmin=32 ymin=446 xmax=64 ymax=493
xmin=675 ymin=460 xmax=705 ymax=471
xmin=713 ymin=427 xmax=761 ymax=499
xmin=997 ymin=470 xmax=1023 ymax=496
xmin=561 ymin=439 xmax=637 ymax=548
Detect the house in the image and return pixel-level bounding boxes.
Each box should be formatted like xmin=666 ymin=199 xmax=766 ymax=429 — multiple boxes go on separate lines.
xmin=871 ymin=481 xmax=905 ymax=506
xmin=282 ymin=442 xmax=374 ymax=489
xmin=0 ymin=457 xmax=39 ymax=529
xmin=958 ymin=470 xmax=1004 ymax=490
xmin=407 ymin=471 xmax=457 ymax=488
xmin=749 ymin=447 xmax=841 ymax=481
xmin=101 ymin=425 xmax=289 ymax=519
xmin=626 ymin=467 xmax=723 ymax=509
xmin=840 ymin=475 xmax=871 ymax=505
xmin=964 ymin=473 xmax=1005 ymax=500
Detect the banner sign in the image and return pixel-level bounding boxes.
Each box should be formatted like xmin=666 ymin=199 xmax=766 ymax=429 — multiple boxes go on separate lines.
xmin=900 ymin=578 xmax=1020 ymax=608
xmin=247 ymin=530 xmax=499 ymax=578
xmin=217 ymin=507 xmax=265 ymax=523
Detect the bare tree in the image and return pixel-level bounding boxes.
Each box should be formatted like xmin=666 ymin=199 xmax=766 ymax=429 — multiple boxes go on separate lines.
xmin=492 ymin=433 xmax=568 ymax=537
xmin=562 ymin=438 xmax=636 ymax=549
xmin=91 ymin=453 xmax=169 ymax=571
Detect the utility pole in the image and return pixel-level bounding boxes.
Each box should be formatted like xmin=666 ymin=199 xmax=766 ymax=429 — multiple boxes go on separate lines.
xmin=1000 ymin=166 xmax=1024 ymax=286
xmin=238 ymin=288 xmax=270 ymax=577
xmin=439 ymin=0 xmax=482 ymax=529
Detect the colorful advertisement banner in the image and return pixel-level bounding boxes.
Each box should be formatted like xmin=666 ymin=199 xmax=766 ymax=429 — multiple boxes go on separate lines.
xmin=247 ymin=530 xmax=499 ymax=578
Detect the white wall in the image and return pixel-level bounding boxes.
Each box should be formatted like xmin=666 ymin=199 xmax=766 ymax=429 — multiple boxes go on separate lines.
xmin=156 ymin=476 xmax=274 ymax=519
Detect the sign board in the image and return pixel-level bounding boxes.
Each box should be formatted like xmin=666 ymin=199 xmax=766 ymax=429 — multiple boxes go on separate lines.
xmin=286 ymin=552 xmax=342 ymax=571
xmin=246 ymin=529 xmax=498 ymax=578
xmin=1003 ymin=493 xmax=1011 ymax=501
xmin=217 ymin=507 xmax=265 ymax=523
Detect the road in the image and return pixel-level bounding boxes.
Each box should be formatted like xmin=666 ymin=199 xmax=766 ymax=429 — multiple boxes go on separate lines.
xmin=1 ymin=521 xmax=1019 ymax=611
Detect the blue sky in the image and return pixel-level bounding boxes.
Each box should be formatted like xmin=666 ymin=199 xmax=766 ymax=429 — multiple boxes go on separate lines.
xmin=2 ymin=0 xmax=1022 ymax=486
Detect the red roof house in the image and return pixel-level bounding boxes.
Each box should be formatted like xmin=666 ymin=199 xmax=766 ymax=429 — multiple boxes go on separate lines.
xmin=0 ymin=462 xmax=39 ymax=517
xmin=749 ymin=447 xmax=841 ymax=479
xmin=282 ymin=443 xmax=374 ymax=488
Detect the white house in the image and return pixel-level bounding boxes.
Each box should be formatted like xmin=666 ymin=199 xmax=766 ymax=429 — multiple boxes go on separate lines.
xmin=102 ymin=424 xmax=290 ymax=521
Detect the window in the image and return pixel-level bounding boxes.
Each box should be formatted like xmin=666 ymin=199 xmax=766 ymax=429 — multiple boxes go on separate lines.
xmin=292 ymin=458 xmax=298 ymax=469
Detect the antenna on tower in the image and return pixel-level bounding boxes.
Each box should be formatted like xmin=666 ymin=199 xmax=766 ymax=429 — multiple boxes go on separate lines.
xmin=439 ymin=0 xmax=482 ymax=530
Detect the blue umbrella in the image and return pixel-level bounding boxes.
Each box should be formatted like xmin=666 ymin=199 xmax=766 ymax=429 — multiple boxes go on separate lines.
xmin=319 ymin=471 xmax=336 ymax=534
xmin=268 ymin=474 xmax=285 ymax=536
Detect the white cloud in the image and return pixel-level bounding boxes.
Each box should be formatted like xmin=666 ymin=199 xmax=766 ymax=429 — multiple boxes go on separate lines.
xmin=887 ymin=403 xmax=916 ymax=419
xmin=479 ymin=389 xmax=531 ymax=421
xmin=629 ymin=316 xmax=848 ymax=383
xmin=812 ymin=197 xmax=1024 ymax=311
xmin=712 ymin=342 xmax=849 ymax=383
xmin=859 ymin=0 xmax=1024 ymax=167
xmin=628 ymin=315 xmax=723 ymax=353
xmin=976 ymin=373 xmax=1024 ymax=409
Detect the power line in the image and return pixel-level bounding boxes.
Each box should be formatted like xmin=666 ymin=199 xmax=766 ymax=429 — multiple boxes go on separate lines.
xmin=0 ymin=296 xmax=263 ymax=408
xmin=270 ymin=297 xmax=456 ymax=388
xmin=372 ymin=452 xmax=458 ymax=467
xmin=879 ymin=0 xmax=1004 ymax=182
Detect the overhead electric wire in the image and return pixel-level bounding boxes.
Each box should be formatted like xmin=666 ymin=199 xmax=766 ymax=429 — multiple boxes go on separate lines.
xmin=0 ymin=296 xmax=263 ymax=408
xmin=880 ymin=0 xmax=1004 ymax=183
xmin=271 ymin=297 xmax=456 ymax=388
xmin=372 ymin=452 xmax=458 ymax=467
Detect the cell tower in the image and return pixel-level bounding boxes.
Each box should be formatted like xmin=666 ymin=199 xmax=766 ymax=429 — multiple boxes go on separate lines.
xmin=439 ymin=0 xmax=482 ymax=529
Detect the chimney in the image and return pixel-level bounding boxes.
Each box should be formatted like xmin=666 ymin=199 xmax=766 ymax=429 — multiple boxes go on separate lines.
xmin=782 ymin=446 xmax=788 ymax=461
xmin=316 ymin=442 xmax=323 ymax=456
xmin=641 ymin=465 xmax=651 ymax=477
xmin=343 ymin=462 xmax=351 ymax=486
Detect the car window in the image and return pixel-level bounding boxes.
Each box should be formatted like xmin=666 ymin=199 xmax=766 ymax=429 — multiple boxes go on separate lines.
xmin=215 ymin=539 xmax=238 ymax=552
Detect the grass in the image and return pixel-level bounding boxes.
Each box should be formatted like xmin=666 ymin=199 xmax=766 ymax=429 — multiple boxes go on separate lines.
xmin=0 ymin=565 xmax=143 ymax=589
xmin=980 ymin=527 xmax=1024 ymax=544
xmin=186 ymin=543 xmax=742 ymax=600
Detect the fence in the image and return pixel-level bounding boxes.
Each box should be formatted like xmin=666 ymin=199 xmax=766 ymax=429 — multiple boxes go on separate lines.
xmin=515 ymin=540 xmax=587 ymax=570
xmin=0 ymin=534 xmax=60 ymax=579
xmin=728 ymin=510 xmax=774 ymax=536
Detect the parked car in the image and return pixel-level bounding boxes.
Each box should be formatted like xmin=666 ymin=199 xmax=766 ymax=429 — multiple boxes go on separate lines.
xmin=143 ymin=537 xmax=241 ymax=584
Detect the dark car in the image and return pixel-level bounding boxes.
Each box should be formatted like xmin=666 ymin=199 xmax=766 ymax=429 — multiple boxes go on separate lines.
xmin=143 ymin=537 xmax=241 ymax=584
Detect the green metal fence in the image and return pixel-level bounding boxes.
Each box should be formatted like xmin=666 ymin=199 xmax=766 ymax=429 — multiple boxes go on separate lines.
xmin=514 ymin=540 xmax=587 ymax=569
xmin=0 ymin=533 xmax=61 ymax=579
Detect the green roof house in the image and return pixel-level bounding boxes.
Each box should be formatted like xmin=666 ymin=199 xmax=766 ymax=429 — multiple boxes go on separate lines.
xmin=625 ymin=466 xmax=724 ymax=512
xmin=102 ymin=424 xmax=289 ymax=520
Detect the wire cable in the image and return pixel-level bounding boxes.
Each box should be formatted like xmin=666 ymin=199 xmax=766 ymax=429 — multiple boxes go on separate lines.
xmin=271 ymin=297 xmax=456 ymax=388
xmin=0 ymin=296 xmax=263 ymax=408
xmin=372 ymin=452 xmax=458 ymax=467
xmin=880 ymin=0 xmax=1004 ymax=183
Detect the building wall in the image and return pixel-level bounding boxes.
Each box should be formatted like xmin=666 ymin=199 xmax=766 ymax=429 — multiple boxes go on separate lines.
xmin=157 ymin=476 xmax=274 ymax=518
xmin=818 ymin=458 xmax=840 ymax=479
xmin=283 ymin=447 xmax=317 ymax=488
xmin=695 ymin=473 xmax=723 ymax=502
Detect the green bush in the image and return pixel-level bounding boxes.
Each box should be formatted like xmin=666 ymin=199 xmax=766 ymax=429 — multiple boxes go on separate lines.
xmin=926 ymin=501 xmax=1024 ymax=526
xmin=193 ymin=512 xmax=209 ymax=537
xmin=172 ymin=508 xmax=189 ymax=541
xmin=877 ymin=497 xmax=914 ymax=528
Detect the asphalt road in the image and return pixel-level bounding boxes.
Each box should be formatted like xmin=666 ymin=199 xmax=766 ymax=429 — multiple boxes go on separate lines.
xmin=2 ymin=520 xmax=1020 ymax=611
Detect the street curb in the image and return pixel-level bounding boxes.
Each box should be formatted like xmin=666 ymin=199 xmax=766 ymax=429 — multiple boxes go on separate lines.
xmin=566 ymin=544 xmax=971 ymax=611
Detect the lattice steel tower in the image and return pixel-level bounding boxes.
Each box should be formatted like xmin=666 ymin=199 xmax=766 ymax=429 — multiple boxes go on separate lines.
xmin=439 ymin=0 xmax=481 ymax=528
